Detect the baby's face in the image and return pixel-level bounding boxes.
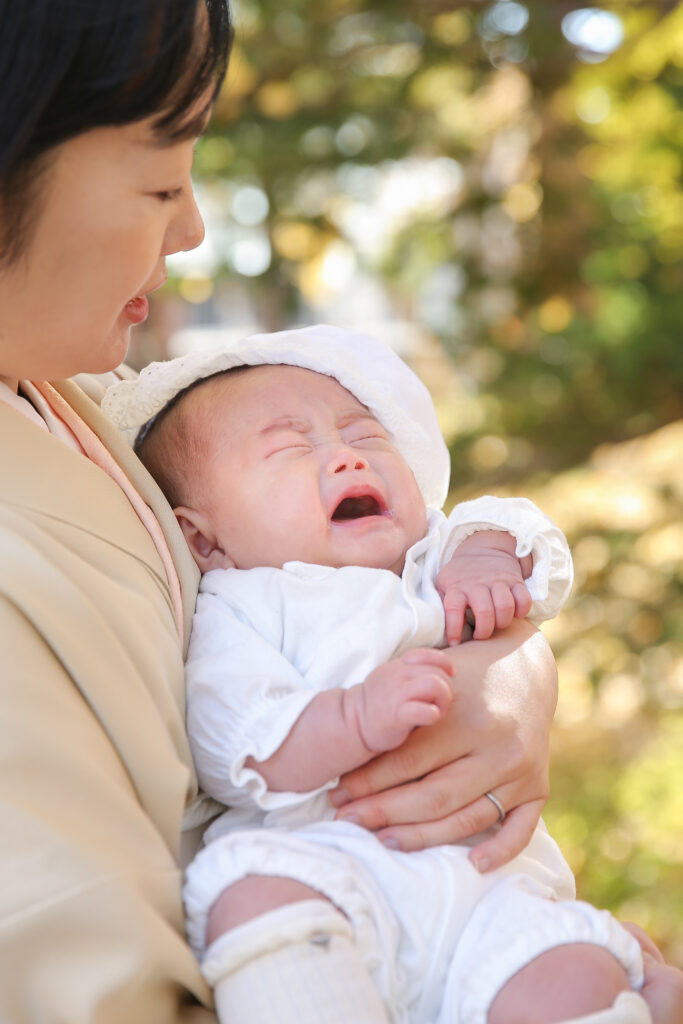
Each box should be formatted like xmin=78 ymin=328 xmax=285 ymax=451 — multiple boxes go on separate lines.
xmin=185 ymin=364 xmax=427 ymax=573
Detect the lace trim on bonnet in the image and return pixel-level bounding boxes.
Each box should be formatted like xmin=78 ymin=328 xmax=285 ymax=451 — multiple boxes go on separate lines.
xmin=102 ymin=324 xmax=450 ymax=510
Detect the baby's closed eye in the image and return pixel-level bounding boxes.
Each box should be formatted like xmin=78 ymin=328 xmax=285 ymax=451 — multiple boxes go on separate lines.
xmin=266 ymin=442 xmax=314 ymax=458
xmin=264 ymin=431 xmax=314 ymax=457
xmin=343 ymin=422 xmax=391 ymax=447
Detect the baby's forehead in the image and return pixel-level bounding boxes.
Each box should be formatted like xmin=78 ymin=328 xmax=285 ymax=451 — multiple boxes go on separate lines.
xmin=205 ymin=363 xmax=376 ymax=421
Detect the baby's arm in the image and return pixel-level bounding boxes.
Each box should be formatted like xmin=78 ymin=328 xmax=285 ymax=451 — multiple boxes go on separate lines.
xmin=436 ymin=496 xmax=574 ymax=644
xmin=246 ymin=648 xmax=454 ymax=793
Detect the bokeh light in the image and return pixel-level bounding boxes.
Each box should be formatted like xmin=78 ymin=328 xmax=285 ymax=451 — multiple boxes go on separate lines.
xmin=562 ymin=8 xmax=625 ymax=59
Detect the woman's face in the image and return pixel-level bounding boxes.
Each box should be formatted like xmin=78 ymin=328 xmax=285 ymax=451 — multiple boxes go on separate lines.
xmin=0 ymin=114 xmax=206 ymax=383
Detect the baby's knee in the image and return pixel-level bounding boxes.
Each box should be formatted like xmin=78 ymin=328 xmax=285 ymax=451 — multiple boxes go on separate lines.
xmin=488 ymin=943 xmax=631 ymax=1024
xmin=206 ymin=874 xmax=335 ymax=946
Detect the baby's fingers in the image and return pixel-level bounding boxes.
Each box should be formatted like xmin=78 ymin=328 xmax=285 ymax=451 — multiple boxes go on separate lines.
xmin=511 ymin=581 xmax=532 ymax=619
xmin=441 ymin=589 xmax=469 ymax=646
xmin=397 ymin=699 xmax=443 ymax=729
xmin=491 ymin=582 xmax=516 ymax=631
xmin=468 ymin=586 xmax=496 ymax=640
xmin=402 ymin=671 xmax=454 ymax=717
xmin=401 ymin=648 xmax=454 ymax=675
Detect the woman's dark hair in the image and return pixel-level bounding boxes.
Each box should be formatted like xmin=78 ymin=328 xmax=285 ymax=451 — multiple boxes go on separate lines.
xmin=0 ymin=0 xmax=232 ymax=265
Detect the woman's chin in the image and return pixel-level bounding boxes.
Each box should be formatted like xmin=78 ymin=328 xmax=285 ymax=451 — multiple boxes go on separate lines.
xmin=55 ymin=329 xmax=132 ymax=381
xmin=91 ymin=325 xmax=134 ymax=375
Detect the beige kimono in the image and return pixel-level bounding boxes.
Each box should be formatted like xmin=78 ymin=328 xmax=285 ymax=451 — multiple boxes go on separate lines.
xmin=0 ymin=375 xmax=217 ymax=1022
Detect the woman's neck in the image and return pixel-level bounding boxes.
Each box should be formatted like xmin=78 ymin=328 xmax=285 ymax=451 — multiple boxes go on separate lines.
xmin=0 ymin=375 xmax=19 ymax=394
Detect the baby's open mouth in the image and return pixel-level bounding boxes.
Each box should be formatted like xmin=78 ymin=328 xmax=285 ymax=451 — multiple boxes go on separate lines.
xmin=331 ymin=495 xmax=385 ymax=521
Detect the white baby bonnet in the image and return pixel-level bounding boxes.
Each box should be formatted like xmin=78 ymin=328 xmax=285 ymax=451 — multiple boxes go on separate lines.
xmin=102 ymin=324 xmax=451 ymax=510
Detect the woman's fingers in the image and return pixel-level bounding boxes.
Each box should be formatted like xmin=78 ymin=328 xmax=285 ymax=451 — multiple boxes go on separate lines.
xmin=373 ymin=790 xmax=509 ymax=853
xmin=349 ymin=788 xmax=545 ymax=865
xmin=334 ymin=746 xmax=547 ymax=837
xmin=467 ymin=798 xmax=546 ymax=872
xmin=334 ymin=758 xmax=466 ymax=829
xmin=332 ymin=739 xmax=492 ymax=824
xmin=329 ymin=715 xmax=468 ymax=809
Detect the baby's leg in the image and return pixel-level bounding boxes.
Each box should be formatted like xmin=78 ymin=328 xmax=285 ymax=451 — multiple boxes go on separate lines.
xmin=203 ymin=876 xmax=390 ymax=1024
xmin=440 ymin=867 xmax=649 ymax=1024
xmin=488 ymin=943 xmax=650 ymax=1023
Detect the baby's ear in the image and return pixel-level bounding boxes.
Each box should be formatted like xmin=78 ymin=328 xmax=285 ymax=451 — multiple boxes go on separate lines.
xmin=174 ymin=507 xmax=236 ymax=573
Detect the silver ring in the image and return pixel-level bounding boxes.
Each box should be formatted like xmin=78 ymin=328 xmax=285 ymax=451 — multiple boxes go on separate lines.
xmin=484 ymin=791 xmax=506 ymax=824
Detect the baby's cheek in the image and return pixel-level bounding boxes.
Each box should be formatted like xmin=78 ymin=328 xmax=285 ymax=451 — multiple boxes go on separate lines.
xmin=407 ymin=492 xmax=428 ymax=541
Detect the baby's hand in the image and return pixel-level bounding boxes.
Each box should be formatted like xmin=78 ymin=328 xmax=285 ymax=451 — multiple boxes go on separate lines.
xmin=437 ymin=530 xmax=533 ymax=645
xmin=346 ymin=649 xmax=454 ymax=754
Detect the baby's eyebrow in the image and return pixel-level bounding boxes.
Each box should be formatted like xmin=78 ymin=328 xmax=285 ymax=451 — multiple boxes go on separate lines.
xmin=337 ymin=408 xmax=381 ymax=428
xmin=259 ymin=416 xmax=312 ymax=436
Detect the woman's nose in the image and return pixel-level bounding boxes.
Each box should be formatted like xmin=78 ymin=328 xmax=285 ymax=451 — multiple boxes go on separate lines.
xmin=164 ymin=190 xmax=206 ymax=256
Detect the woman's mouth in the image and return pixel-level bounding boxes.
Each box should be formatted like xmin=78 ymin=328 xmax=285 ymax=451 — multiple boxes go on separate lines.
xmin=123 ymin=295 xmax=150 ymax=324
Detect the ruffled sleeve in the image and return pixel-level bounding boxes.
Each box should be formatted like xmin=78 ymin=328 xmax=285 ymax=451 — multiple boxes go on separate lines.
xmin=185 ymin=577 xmax=326 ymax=812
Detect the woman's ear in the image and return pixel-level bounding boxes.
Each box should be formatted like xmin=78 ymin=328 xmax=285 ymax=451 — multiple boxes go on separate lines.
xmin=174 ymin=506 xmax=236 ymax=573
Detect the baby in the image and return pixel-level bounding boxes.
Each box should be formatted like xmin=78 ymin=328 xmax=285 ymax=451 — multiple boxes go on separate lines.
xmin=104 ymin=325 xmax=648 ymax=1024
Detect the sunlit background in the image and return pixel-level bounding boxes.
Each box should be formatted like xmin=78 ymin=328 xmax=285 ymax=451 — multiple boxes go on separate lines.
xmin=130 ymin=0 xmax=683 ymax=962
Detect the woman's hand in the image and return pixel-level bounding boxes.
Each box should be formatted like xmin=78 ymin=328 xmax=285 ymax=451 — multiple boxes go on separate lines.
xmin=329 ymin=619 xmax=557 ymax=872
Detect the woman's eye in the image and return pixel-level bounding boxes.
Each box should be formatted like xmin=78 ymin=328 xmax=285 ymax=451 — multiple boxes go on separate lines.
xmin=154 ymin=187 xmax=183 ymax=202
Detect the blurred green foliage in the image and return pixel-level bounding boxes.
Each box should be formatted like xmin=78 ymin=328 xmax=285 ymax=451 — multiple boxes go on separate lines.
xmin=159 ymin=0 xmax=683 ymax=961
xmin=479 ymin=421 xmax=683 ymax=964
xmin=193 ymin=0 xmax=683 ymax=481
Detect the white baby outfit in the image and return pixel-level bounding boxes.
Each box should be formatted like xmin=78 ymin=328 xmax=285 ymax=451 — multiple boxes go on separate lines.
xmin=182 ymin=499 xmax=642 ymax=1023
xmin=103 ymin=325 xmax=644 ymax=1023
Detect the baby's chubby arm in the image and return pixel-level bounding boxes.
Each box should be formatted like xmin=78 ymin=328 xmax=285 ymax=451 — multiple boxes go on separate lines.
xmin=246 ymin=649 xmax=454 ymax=793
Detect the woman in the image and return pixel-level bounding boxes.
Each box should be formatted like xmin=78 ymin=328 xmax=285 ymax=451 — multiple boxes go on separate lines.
xmin=0 ymin=2 xmax=679 ymax=1022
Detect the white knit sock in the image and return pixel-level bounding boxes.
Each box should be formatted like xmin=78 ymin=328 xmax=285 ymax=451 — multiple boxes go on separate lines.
xmin=202 ymin=898 xmax=391 ymax=1024
xmin=558 ymin=990 xmax=652 ymax=1023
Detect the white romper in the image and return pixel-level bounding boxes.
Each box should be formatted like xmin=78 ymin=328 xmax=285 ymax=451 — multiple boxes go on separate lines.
xmin=184 ymin=497 xmax=642 ymax=1024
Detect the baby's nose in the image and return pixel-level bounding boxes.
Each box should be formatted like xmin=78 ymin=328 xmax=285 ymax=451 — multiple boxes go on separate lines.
xmin=328 ymin=446 xmax=369 ymax=474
